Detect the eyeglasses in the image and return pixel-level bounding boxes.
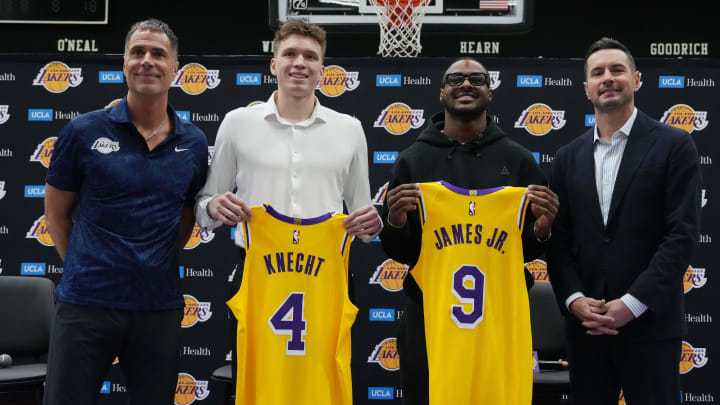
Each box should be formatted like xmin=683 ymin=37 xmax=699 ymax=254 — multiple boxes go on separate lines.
xmin=444 ymin=72 xmax=490 ymax=87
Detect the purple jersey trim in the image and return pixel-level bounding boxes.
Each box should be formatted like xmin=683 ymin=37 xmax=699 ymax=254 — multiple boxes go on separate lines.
xmin=263 ymin=204 xmax=334 ymax=225
xmin=439 ymin=181 xmax=505 ymax=196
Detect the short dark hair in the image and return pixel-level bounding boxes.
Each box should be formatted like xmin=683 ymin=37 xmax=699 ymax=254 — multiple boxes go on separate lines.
xmin=441 ymin=57 xmax=487 ymax=86
xmin=124 ymin=18 xmax=179 ymax=60
xmin=273 ymin=19 xmax=327 ymax=59
xmin=584 ymin=37 xmax=636 ymax=77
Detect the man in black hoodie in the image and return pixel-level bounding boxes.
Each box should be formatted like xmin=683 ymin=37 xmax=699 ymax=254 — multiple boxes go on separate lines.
xmin=380 ymin=57 xmax=559 ymax=405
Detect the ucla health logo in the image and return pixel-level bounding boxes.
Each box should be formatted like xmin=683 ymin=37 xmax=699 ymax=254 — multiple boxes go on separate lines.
xmin=679 ymin=341 xmax=708 ymax=374
xmin=26 ymin=215 xmax=54 ymax=246
xmin=174 ymin=373 xmax=210 ymax=405
xmin=28 ymin=109 xmax=53 ymax=121
xmin=29 ymin=137 xmax=56 ymax=168
xmin=373 ymin=151 xmax=398 ymax=164
xmin=32 ymin=61 xmax=83 ymax=93
xmin=376 ymin=74 xmax=401 ymax=87
xmin=21 ymin=262 xmax=46 ymax=276
xmin=98 ymin=71 xmax=124 ymax=83
xmin=99 ymin=381 xmax=111 ymax=394
xmin=24 ymin=185 xmax=45 ymax=198
xmin=184 ymin=222 xmax=215 ymax=249
xmin=172 ymin=63 xmax=220 ymax=95
xmin=369 ymin=308 xmax=395 ymax=322
xmin=525 ymin=259 xmax=550 ymax=283
xmin=585 ymin=114 xmax=596 ymax=127
xmin=660 ymin=104 xmax=708 ymax=134
xmin=370 ymin=259 xmax=409 ymax=292
xmin=368 ymin=387 xmax=394 ymax=400
xmin=236 ymin=73 xmax=261 ymax=86
xmin=488 ymin=71 xmax=501 ymax=90
xmin=181 ymin=295 xmax=213 ymax=328
xmin=176 ymin=111 xmax=190 ymax=121
xmin=659 ymin=75 xmax=684 ymax=88
xmin=317 ymin=65 xmax=359 ymax=97
xmin=368 ymin=337 xmax=400 ymax=371
xmin=683 ymin=266 xmax=707 ymax=294
xmin=374 ymin=103 xmax=424 ymax=135
xmin=517 ymin=75 xmax=542 ymax=88
xmin=514 ymin=103 xmax=566 ymax=136
xmin=0 ymin=105 xmax=9 ymax=124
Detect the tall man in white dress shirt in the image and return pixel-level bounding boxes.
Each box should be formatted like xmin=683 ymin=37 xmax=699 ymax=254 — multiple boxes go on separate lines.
xmin=193 ymin=19 xmax=382 ymax=388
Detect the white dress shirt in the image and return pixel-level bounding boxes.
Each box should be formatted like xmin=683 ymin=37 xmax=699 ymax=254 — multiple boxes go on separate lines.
xmin=195 ymin=92 xmax=377 ymax=248
xmin=565 ymin=108 xmax=647 ymax=318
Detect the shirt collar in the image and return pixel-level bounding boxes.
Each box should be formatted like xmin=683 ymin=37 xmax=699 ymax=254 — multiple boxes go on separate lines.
xmin=107 ymin=97 xmax=186 ymax=135
xmin=593 ymin=107 xmax=638 ymax=143
xmin=263 ymin=91 xmax=328 ymax=126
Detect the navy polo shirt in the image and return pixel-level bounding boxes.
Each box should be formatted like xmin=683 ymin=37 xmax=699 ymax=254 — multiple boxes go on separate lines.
xmin=46 ymin=99 xmax=208 ymax=310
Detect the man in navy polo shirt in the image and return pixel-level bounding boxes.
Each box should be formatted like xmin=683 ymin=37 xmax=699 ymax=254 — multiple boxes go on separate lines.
xmin=43 ymin=19 xmax=207 ymax=405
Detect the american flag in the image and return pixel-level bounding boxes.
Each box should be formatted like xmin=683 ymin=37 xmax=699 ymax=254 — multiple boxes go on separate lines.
xmin=479 ymin=0 xmax=509 ymax=10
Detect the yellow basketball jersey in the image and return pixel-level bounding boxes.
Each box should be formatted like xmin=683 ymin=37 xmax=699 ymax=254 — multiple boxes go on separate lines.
xmin=227 ymin=204 xmax=358 ymax=405
xmin=413 ymin=181 xmax=533 ymax=405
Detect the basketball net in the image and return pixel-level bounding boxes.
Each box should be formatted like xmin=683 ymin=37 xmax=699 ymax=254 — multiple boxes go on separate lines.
xmin=368 ymin=0 xmax=430 ymax=57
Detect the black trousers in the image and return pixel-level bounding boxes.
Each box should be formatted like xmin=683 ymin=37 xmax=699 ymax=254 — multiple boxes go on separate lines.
xmin=43 ymin=302 xmax=183 ymax=405
xmin=565 ymin=322 xmax=682 ymax=405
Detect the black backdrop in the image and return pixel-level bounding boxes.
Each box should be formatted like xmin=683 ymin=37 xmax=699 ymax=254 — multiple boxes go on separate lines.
xmin=0 ymin=55 xmax=717 ymax=405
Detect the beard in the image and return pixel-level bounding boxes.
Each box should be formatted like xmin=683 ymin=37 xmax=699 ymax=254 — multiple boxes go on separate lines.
xmin=441 ymin=95 xmax=489 ymax=119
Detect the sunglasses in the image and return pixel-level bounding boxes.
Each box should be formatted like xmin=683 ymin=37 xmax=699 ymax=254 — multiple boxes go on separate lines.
xmin=444 ymin=72 xmax=490 ymax=87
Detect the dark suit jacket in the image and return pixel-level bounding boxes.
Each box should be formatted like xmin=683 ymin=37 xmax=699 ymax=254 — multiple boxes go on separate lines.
xmin=547 ymin=109 xmax=701 ymax=341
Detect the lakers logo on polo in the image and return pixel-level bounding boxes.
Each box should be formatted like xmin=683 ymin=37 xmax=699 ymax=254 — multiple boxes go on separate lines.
xmin=172 ymin=63 xmax=220 ymax=95
xmin=679 ymin=341 xmax=708 ymax=374
xmin=514 ymin=103 xmax=566 ymax=136
xmin=317 ymin=65 xmax=359 ymax=97
xmin=683 ymin=266 xmax=707 ymax=293
xmin=660 ymin=104 xmax=708 ymax=133
xmin=368 ymin=338 xmax=400 ymax=371
xmin=370 ymin=259 xmax=409 ymax=292
xmin=105 ymin=98 xmax=123 ymax=108
xmin=26 ymin=215 xmax=54 ymax=246
xmin=29 ymin=137 xmax=56 ymax=168
xmin=91 ymin=138 xmax=120 ymax=154
xmin=181 ymin=295 xmax=212 ymax=328
xmin=32 ymin=61 xmax=83 ymax=93
xmin=525 ymin=259 xmax=550 ymax=283
xmin=374 ymin=102 xmax=425 ymax=135
xmin=174 ymin=373 xmax=210 ymax=405
xmin=184 ymin=223 xmax=215 ymax=249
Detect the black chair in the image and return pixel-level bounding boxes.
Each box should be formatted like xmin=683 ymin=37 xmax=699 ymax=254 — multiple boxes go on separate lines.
xmin=529 ymin=281 xmax=571 ymax=405
xmin=0 ymin=276 xmax=55 ymax=405
xmin=211 ymin=364 xmax=233 ymax=405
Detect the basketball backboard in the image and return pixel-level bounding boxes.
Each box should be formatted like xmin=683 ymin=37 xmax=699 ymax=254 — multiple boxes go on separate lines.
xmin=269 ymin=0 xmax=533 ymax=32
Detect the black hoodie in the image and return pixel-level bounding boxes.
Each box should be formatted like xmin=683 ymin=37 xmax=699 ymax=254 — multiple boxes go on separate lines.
xmin=380 ymin=111 xmax=548 ymax=303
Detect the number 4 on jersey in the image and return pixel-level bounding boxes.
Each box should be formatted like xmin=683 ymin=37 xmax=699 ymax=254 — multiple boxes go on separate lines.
xmin=268 ymin=292 xmax=307 ymax=356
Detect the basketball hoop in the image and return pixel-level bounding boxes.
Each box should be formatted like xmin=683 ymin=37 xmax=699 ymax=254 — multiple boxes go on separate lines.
xmin=368 ymin=0 xmax=430 ymax=57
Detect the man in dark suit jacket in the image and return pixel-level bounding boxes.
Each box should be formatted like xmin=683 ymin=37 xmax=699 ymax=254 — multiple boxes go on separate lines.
xmin=547 ymin=38 xmax=701 ymax=405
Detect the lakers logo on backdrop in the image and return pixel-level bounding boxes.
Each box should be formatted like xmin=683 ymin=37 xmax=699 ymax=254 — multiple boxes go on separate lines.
xmin=488 ymin=71 xmax=501 ymax=90
xmin=29 ymin=137 xmax=56 ymax=168
xmin=172 ymin=63 xmax=220 ymax=95
xmin=370 ymin=259 xmax=409 ymax=292
xmin=683 ymin=266 xmax=707 ymax=293
xmin=679 ymin=341 xmax=708 ymax=374
xmin=184 ymin=223 xmax=215 ymax=249
xmin=368 ymin=338 xmax=400 ymax=371
xmin=181 ymin=295 xmax=212 ymax=328
xmin=514 ymin=103 xmax=566 ymax=136
xmin=317 ymin=65 xmax=359 ymax=97
xmin=174 ymin=373 xmax=209 ymax=405
xmin=525 ymin=259 xmax=550 ymax=283
xmin=32 ymin=61 xmax=83 ymax=93
xmin=374 ymin=102 xmax=425 ymax=135
xmin=372 ymin=182 xmax=389 ymax=206
xmin=618 ymin=390 xmax=626 ymax=405
xmin=660 ymin=104 xmax=708 ymax=133
xmin=0 ymin=105 xmax=9 ymax=124
xmin=26 ymin=215 xmax=54 ymax=246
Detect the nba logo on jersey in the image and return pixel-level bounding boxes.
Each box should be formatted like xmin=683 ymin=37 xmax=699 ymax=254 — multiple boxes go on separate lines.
xmin=292 ymin=230 xmax=300 ymax=244
xmin=469 ymin=201 xmax=476 ymax=216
